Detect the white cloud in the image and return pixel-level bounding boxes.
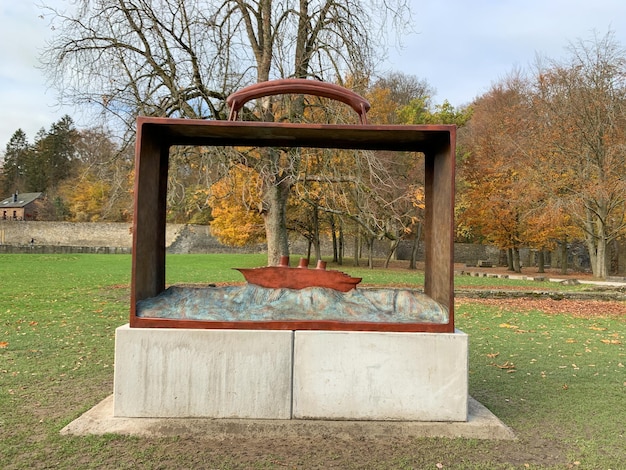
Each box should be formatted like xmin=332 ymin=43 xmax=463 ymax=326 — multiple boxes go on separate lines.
xmin=0 ymin=0 xmax=70 ymax=148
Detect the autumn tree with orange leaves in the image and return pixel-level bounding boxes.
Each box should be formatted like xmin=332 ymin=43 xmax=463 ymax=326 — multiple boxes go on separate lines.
xmin=530 ymin=31 xmax=626 ymax=278
xmin=457 ymin=73 xmax=540 ymax=272
xmin=55 ymin=127 xmax=133 ymax=222
xmin=209 ymin=163 xmax=266 ymax=246
xmin=459 ymin=31 xmax=626 ymax=278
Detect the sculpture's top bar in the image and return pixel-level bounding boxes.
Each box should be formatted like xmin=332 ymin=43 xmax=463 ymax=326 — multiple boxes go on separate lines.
xmin=137 ymin=116 xmax=455 ymax=153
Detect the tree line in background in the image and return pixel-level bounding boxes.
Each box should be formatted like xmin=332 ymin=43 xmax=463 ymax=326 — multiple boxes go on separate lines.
xmin=457 ymin=31 xmax=626 ymax=279
xmin=1 ymin=0 xmax=625 ymax=278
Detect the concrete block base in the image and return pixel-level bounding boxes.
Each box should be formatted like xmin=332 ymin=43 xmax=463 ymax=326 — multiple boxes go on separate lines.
xmin=294 ymin=330 xmax=468 ymax=421
xmin=113 ymin=325 xmax=468 ymax=421
xmin=113 ymin=325 xmax=293 ymax=418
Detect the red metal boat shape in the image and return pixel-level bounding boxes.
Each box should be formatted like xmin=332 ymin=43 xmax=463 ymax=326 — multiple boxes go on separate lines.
xmin=235 ymin=256 xmax=362 ymax=292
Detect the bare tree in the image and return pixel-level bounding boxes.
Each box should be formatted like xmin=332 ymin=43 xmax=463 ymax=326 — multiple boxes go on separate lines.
xmin=42 ymin=0 xmax=411 ymax=264
xmin=285 ymin=72 xmax=434 ymax=268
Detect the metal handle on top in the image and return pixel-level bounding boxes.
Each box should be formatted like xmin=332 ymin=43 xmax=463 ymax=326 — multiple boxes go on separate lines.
xmin=226 ymin=79 xmax=370 ymax=124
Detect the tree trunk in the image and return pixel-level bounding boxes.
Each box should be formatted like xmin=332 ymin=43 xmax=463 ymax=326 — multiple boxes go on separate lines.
xmin=384 ymin=239 xmax=399 ymax=268
xmin=583 ymin=203 xmax=611 ymax=278
xmin=367 ymin=237 xmax=375 ymax=269
xmin=594 ymin=237 xmax=608 ymax=279
xmin=610 ymin=239 xmax=619 ymax=276
xmin=353 ymin=233 xmax=360 ymax=267
xmin=512 ymin=247 xmax=521 ymax=273
xmin=263 ymin=181 xmax=290 ymax=266
xmin=409 ymin=222 xmax=423 ymax=270
xmin=338 ymin=222 xmax=344 ymax=266
xmin=330 ymin=215 xmax=338 ymax=262
xmin=507 ymin=248 xmax=514 ymax=271
xmin=312 ymin=203 xmax=321 ymax=262
xmin=537 ymin=250 xmax=545 ymax=273
xmin=358 ymin=232 xmax=363 ymax=259
xmin=559 ymin=239 xmax=568 ymax=275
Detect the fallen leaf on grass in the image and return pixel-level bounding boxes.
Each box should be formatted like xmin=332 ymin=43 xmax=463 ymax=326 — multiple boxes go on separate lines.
xmin=600 ymin=339 xmax=622 ymax=345
xmin=0 ymin=341 xmax=8 ymax=348
xmin=589 ymin=326 xmax=607 ymax=331
xmin=499 ymin=323 xmax=519 ymax=329
xmin=486 ymin=352 xmax=500 ymax=358
xmin=493 ymin=361 xmax=516 ymax=370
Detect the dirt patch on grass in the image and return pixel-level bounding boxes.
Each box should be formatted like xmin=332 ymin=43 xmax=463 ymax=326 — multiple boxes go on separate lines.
xmin=456 ymin=297 xmax=626 ymax=318
xmin=59 ymin=433 xmax=571 ymax=470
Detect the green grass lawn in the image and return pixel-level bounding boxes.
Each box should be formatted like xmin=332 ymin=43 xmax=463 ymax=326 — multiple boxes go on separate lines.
xmin=0 ymin=254 xmax=624 ymax=469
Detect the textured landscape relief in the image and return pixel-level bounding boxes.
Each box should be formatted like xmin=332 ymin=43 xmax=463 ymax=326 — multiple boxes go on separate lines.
xmin=137 ymin=284 xmax=448 ymax=324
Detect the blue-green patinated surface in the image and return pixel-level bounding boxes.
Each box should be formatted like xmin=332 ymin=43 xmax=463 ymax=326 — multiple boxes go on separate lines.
xmin=137 ymin=285 xmax=448 ymax=324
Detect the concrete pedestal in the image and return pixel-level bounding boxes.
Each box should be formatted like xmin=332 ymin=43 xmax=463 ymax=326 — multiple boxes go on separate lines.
xmin=113 ymin=325 xmax=293 ymax=418
xmin=293 ymin=330 xmax=468 ymax=421
xmin=113 ymin=325 xmax=468 ymax=421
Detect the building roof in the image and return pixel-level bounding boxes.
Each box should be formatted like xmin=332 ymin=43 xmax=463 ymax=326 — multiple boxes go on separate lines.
xmin=0 ymin=192 xmax=43 ymax=208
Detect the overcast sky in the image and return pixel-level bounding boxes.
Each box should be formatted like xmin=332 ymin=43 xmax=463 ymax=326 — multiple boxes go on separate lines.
xmin=1 ymin=0 xmax=626 ymax=149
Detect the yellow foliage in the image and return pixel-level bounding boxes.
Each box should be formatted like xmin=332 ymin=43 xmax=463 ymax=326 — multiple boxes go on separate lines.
xmin=58 ymin=175 xmax=111 ymax=222
xmin=209 ymin=165 xmax=266 ymax=246
xmin=410 ymin=185 xmax=425 ymax=210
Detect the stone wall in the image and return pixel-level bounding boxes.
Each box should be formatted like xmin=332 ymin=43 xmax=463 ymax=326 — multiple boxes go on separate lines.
xmin=0 ymin=220 xmax=183 ymax=248
xmin=0 ymin=221 xmax=500 ymax=264
xmin=0 ymin=245 xmax=132 ymax=254
xmin=166 ymin=224 xmax=266 ymax=254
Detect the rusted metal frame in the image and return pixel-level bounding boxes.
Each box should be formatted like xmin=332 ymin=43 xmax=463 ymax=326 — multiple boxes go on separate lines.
xmin=130 ymin=123 xmax=168 ymax=325
xmin=423 ymin=127 xmax=456 ymax=333
xmin=130 ymin=117 xmax=455 ymax=332
xmin=136 ymin=118 xmax=452 ymax=151
xmin=129 ymin=317 xmax=449 ymax=333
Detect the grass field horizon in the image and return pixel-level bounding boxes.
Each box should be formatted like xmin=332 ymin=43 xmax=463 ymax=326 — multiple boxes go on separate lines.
xmin=1 ymin=254 xmax=624 ymax=469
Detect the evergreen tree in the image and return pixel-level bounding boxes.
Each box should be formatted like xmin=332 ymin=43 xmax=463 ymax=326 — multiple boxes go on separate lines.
xmin=1 ymin=129 xmax=31 ymax=194
xmin=44 ymin=115 xmax=77 ymax=188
